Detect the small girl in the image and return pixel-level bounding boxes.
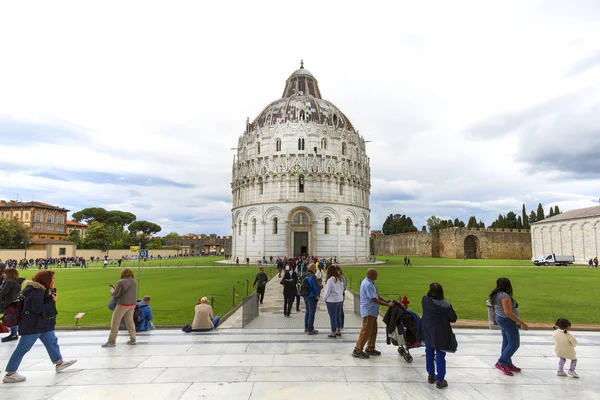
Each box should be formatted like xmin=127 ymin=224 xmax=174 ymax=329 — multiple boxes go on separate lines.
xmin=553 ymin=318 xmax=578 ymax=378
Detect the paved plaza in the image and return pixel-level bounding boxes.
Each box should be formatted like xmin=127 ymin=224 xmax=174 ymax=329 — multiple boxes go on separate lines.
xmin=1 ymin=276 xmax=599 ymax=399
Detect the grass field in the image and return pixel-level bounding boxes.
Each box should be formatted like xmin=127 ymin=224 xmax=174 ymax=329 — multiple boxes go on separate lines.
xmin=10 ymin=265 xmax=274 ymax=327
xmin=342 ymin=266 xmax=599 ymax=324
xmin=85 ymin=256 xmax=229 ymax=269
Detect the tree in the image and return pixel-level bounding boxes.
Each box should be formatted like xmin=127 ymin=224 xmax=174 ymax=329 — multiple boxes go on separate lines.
xmin=164 ymin=232 xmax=180 ymax=239
xmin=421 ymin=225 xmax=427 ymax=232
xmin=554 ymin=205 xmax=560 ymax=215
xmin=529 ymin=210 xmax=537 ymax=224
xmin=505 ymin=212 xmax=518 ymax=229
xmin=453 ymin=218 xmax=465 ymax=228
xmin=81 ymin=221 xmax=111 ymax=250
xmin=147 ymin=239 xmax=163 ymax=250
xmin=522 ymin=204 xmax=530 ymax=229
xmin=479 ymin=220 xmax=485 ymax=228
xmin=72 ymin=208 xmax=136 ymax=248
xmin=536 ymin=203 xmax=545 ymax=221
xmin=548 ymin=207 xmax=555 ymax=217
xmin=382 ymin=214 xmax=418 ymax=234
xmin=467 ymin=216 xmax=479 ymax=228
xmin=128 ymin=221 xmax=162 ymax=248
xmin=71 ymin=208 xmax=109 ymax=223
xmin=0 ymin=218 xmax=31 ymax=249
xmin=427 ymin=216 xmax=442 ymax=232
xmin=65 ymin=230 xmax=82 ymax=246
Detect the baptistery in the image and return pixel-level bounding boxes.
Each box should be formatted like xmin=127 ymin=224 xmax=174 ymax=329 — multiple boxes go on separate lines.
xmin=231 ymin=62 xmax=371 ymax=263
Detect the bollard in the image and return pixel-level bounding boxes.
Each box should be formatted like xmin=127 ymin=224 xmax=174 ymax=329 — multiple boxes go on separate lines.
xmin=232 ymin=286 xmax=236 ymax=307
xmin=349 ymin=276 xmax=352 ymax=290
xmin=246 ymin=279 xmax=249 ymax=296
xmin=486 ymin=300 xmax=499 ymax=330
xmin=211 ymin=296 xmax=215 ymax=308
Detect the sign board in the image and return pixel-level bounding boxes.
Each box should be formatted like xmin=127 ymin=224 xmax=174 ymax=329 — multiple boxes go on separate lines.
xmin=140 ymin=250 xmax=148 ymax=258
xmin=131 ymin=255 xmax=139 ymax=261
xmin=130 ymin=246 xmax=139 ymax=253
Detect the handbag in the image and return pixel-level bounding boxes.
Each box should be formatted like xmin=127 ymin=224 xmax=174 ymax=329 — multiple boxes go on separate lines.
xmin=108 ymin=297 xmax=118 ymax=311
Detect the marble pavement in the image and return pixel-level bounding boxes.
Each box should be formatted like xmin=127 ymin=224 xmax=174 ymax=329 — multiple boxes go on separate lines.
xmin=1 ymin=276 xmax=599 ymax=399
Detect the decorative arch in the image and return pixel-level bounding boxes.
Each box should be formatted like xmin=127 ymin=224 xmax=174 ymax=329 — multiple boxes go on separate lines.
xmin=464 ymin=235 xmax=479 ymax=259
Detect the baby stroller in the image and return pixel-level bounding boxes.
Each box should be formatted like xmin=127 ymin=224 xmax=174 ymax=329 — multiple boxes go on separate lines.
xmin=383 ymin=301 xmax=421 ymax=363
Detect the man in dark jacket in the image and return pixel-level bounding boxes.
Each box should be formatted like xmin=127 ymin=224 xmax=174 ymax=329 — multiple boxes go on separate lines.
xmin=253 ymin=267 xmax=269 ymax=304
xmin=0 ymin=268 xmax=25 ymax=342
xmin=3 ymin=271 xmax=77 ymax=383
xmin=300 ymin=263 xmax=322 ymax=334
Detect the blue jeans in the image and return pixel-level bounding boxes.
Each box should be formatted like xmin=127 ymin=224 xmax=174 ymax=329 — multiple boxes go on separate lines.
xmin=191 ymin=316 xmax=221 ymax=332
xmin=10 ymin=325 xmax=18 ymax=336
xmin=304 ymin=297 xmax=317 ymax=332
xmin=5 ymin=331 xmax=63 ymax=373
xmin=326 ymin=301 xmax=343 ymax=332
xmin=425 ymin=343 xmax=446 ymax=381
xmin=495 ymin=315 xmax=520 ymax=367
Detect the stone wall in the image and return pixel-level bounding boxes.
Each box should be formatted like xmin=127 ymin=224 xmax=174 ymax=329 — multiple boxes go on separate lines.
xmin=372 ymin=228 xmax=532 ymax=260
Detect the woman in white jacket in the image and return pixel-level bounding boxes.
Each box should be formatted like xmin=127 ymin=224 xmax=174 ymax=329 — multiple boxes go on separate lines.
xmin=322 ymin=265 xmax=345 ymax=338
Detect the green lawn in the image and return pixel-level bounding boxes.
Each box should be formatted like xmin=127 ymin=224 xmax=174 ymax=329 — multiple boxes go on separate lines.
xmin=342 ymin=266 xmax=599 ymax=324
xmin=12 ymin=266 xmax=275 ymax=327
xmin=84 ymin=256 xmax=229 ymax=268
xmin=376 ymin=256 xmax=534 ymax=267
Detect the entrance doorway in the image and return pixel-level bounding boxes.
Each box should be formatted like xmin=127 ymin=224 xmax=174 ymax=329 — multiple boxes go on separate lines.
xmin=294 ymin=232 xmax=309 ymax=257
xmin=464 ymin=235 xmax=479 ymax=259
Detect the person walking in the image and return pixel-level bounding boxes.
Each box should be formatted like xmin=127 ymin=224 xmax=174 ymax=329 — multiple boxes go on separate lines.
xmin=490 ymin=277 xmax=529 ymax=376
xmin=300 ymin=263 xmax=322 ymax=335
xmin=280 ymin=269 xmax=296 ymax=317
xmin=253 ymin=267 xmax=268 ymax=304
xmin=292 ymin=269 xmax=301 ymax=312
xmin=594 ymin=256 xmax=599 ymax=268
xmin=0 ymin=268 xmax=25 ymax=342
xmin=322 ymin=265 xmax=345 ymax=338
xmin=352 ymin=268 xmax=392 ymax=358
xmin=102 ymin=268 xmax=137 ymax=347
xmin=553 ymin=318 xmax=579 ymax=378
xmin=418 ymin=282 xmax=458 ymax=389
xmin=3 ymin=271 xmax=77 ymax=383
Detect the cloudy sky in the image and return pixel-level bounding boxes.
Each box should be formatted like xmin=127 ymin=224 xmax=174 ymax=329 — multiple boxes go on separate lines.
xmin=1 ymin=0 xmax=599 ymax=235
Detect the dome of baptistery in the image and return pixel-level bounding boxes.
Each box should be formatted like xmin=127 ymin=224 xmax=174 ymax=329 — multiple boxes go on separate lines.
xmin=231 ymin=61 xmax=371 ymax=264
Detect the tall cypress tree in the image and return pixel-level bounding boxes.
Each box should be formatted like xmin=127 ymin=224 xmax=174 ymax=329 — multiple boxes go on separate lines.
xmin=536 ymin=203 xmax=545 ymax=221
xmin=522 ymin=204 xmax=530 ymax=229
xmin=554 ymin=205 xmax=560 ymax=215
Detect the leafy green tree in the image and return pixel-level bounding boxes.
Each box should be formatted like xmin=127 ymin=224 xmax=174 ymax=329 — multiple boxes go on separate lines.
xmin=536 ymin=203 xmax=545 ymax=221
xmin=382 ymin=214 xmax=418 ymax=234
xmin=467 ymin=216 xmax=479 ymax=228
xmin=554 ymin=205 xmax=560 ymax=215
xmin=0 ymin=218 xmax=31 ymax=249
xmin=517 ymin=216 xmax=523 ymax=229
xmin=505 ymin=211 xmax=518 ymax=229
xmin=427 ymin=216 xmax=442 ymax=232
xmin=453 ymin=218 xmax=465 ymax=228
xmin=529 ymin=210 xmax=537 ymax=224
xmin=65 ymin=229 xmax=82 ymax=246
xmin=71 ymin=208 xmax=109 ymax=223
xmin=128 ymin=221 xmax=162 ymax=248
xmin=522 ymin=204 xmax=530 ymax=229
xmin=81 ymin=221 xmax=111 ymax=250
xmin=421 ymin=225 xmax=427 ymax=232
xmin=164 ymin=232 xmax=180 ymax=239
xmin=479 ymin=220 xmax=485 ymax=228
xmin=147 ymin=239 xmax=163 ymax=250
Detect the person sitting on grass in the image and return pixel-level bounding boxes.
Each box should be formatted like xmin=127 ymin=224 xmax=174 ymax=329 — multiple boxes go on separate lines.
xmin=182 ymin=297 xmax=220 ymax=332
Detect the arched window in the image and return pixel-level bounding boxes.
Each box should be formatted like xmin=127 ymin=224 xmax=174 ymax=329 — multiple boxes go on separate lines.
xmin=293 ymin=213 xmax=309 ymax=224
xmin=252 ymin=218 xmax=256 ymax=235
xmin=238 ymin=220 xmax=242 ymax=235
xmin=276 ymin=138 xmax=281 ymax=152
xmin=346 ymin=219 xmax=351 ymax=235
xmin=333 ymin=114 xmax=338 ymax=126
xmin=339 ymin=178 xmax=344 ymax=195
xmin=273 ymin=217 xmax=278 ymax=234
xmin=258 ymin=178 xmax=263 ymax=195
xmin=299 ymin=110 xmax=305 ymax=121
xmin=321 ymin=138 xmax=327 ymax=150
xmin=298 ymin=176 xmax=304 ymax=193
xmin=341 ymin=142 xmax=346 ymax=156
xmin=356 ymin=148 xmax=360 ymax=159
xmin=361 ymin=220 xmax=364 ymax=236
xmin=324 ymin=217 xmax=330 ymax=234
xmin=298 ymin=138 xmax=305 ymax=150
xmin=256 ymin=142 xmax=260 ymax=155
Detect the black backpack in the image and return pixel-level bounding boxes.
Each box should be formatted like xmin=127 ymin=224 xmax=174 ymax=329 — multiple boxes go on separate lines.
xmin=1 ymin=294 xmax=27 ymax=327
xmin=133 ymin=304 xmax=147 ymax=326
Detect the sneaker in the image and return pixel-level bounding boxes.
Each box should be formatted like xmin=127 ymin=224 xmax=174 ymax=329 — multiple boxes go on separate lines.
xmin=1 ymin=335 xmax=18 ymax=343
xmin=101 ymin=342 xmax=116 ymax=348
xmin=568 ymin=370 xmax=579 ymax=378
xmin=495 ymin=362 xmax=513 ymax=376
xmin=508 ymin=365 xmax=522 ymax=373
xmin=436 ymin=380 xmax=448 ymax=389
xmin=557 ymin=371 xmax=567 ymax=377
xmin=56 ymin=359 xmax=77 ymax=372
xmin=3 ymin=373 xmax=26 ymax=383
xmin=427 ymin=375 xmax=436 ymax=384
xmin=307 ymin=330 xmax=319 ymax=335
xmin=365 ymin=349 xmax=382 ymax=356
xmin=352 ymin=349 xmax=370 ymax=359
xmin=304 ymin=329 xmax=308 ymax=333
xmin=127 ymin=340 xmax=137 ymax=345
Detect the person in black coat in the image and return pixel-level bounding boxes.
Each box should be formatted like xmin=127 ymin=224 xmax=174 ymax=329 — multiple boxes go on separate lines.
xmin=0 ymin=268 xmax=25 ymax=342
xmin=280 ymin=270 xmax=296 ymax=317
xmin=417 ymin=282 xmax=457 ymax=390
xmin=3 ymin=271 xmax=77 ymax=383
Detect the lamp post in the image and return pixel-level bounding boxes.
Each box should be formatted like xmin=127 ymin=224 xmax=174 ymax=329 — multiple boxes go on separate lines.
xmin=22 ymin=238 xmax=28 ymax=262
